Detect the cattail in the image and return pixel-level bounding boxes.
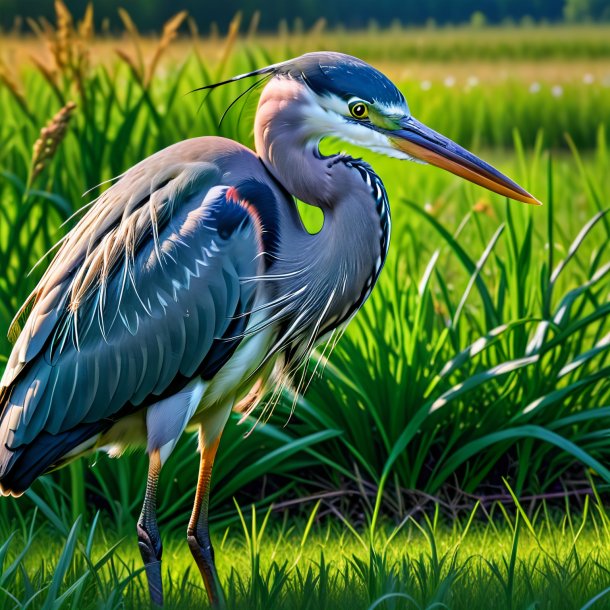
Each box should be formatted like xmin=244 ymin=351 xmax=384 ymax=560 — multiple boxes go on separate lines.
xmin=30 ymin=101 xmax=76 ymax=184
xmin=146 ymin=10 xmax=188 ymax=87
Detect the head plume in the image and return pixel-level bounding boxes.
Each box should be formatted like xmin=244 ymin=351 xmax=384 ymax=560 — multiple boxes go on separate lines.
xmin=191 ymin=52 xmax=405 ymax=108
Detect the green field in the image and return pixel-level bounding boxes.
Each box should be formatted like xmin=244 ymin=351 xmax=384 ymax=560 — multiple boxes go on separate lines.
xmin=1 ymin=5 xmax=610 ymax=608
xmin=5 ymin=495 xmax=610 ymax=609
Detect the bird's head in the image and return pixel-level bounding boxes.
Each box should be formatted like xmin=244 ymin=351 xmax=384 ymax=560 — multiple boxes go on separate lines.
xmin=197 ymin=51 xmax=540 ymax=206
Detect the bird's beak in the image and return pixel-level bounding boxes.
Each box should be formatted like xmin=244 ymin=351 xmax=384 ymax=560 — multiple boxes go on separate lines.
xmin=387 ymin=116 xmax=541 ymax=205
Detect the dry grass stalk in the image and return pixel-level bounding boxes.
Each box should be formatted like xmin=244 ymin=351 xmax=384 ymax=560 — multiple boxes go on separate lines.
xmin=115 ymin=49 xmax=143 ymax=84
xmin=187 ymin=16 xmax=199 ymax=40
xmin=72 ymin=5 xmax=94 ymax=100
xmin=0 ymin=59 xmax=29 ymax=115
xmin=25 ymin=17 xmax=45 ymax=39
xmin=310 ymin=18 xmax=327 ymax=36
xmin=29 ymin=56 xmax=62 ymax=99
xmin=25 ymin=17 xmax=59 ymax=88
xmin=117 ymin=7 xmax=144 ymax=82
xmin=30 ymin=101 xmax=77 ymax=184
xmin=37 ymin=16 xmax=58 ymax=67
xmin=145 ymin=10 xmax=188 ymax=87
xmin=247 ymin=11 xmax=261 ymax=39
xmin=218 ymin=12 xmax=242 ymax=76
xmin=9 ymin=16 xmax=23 ymax=34
xmin=25 ymin=2 xmax=92 ymax=104
xmin=53 ymin=0 xmax=74 ymax=70
xmin=117 ymin=7 xmax=139 ymax=40
xmin=78 ymin=3 xmax=94 ymax=41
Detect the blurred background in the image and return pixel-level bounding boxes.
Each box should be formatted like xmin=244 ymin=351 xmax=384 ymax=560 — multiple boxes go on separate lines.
xmin=2 ymin=0 xmax=610 ymax=31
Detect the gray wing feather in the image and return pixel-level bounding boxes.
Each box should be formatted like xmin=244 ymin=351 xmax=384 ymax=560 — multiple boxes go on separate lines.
xmin=1 ymin=152 xmax=262 ymax=452
xmin=2 ymin=154 xmax=222 ymax=387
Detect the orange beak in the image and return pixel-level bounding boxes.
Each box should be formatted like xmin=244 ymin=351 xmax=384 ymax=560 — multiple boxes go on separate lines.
xmin=387 ymin=116 xmax=541 ymax=205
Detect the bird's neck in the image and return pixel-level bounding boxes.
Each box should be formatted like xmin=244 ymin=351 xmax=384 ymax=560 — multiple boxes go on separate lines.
xmin=253 ymin=79 xmax=391 ymax=352
xmin=254 ymin=79 xmax=337 ymax=208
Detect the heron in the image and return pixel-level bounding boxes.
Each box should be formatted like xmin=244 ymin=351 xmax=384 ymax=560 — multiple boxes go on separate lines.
xmin=0 ymin=52 xmax=538 ymax=606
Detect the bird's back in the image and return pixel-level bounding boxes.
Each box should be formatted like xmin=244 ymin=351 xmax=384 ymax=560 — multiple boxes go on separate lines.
xmin=0 ymin=137 xmax=283 ymax=495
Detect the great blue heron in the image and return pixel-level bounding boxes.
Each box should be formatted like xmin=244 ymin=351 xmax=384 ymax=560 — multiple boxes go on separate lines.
xmin=0 ymin=52 xmax=538 ymax=606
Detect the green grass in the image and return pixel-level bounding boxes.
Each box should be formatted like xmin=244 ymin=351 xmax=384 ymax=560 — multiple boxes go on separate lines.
xmin=261 ymin=23 xmax=610 ymax=62
xmin=5 ymin=495 xmax=610 ymax=609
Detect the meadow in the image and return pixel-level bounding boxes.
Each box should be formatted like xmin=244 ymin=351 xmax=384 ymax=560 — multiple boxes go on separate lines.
xmin=1 ymin=5 xmax=610 ymax=608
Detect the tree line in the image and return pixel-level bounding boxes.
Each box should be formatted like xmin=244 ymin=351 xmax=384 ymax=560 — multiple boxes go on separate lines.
xmin=1 ymin=0 xmax=609 ymax=32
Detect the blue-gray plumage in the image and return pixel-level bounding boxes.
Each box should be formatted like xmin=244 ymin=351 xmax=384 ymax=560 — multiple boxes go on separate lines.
xmin=0 ymin=52 xmax=538 ymax=607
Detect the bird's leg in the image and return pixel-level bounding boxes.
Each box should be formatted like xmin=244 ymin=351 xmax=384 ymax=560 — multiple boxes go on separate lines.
xmin=187 ymin=431 xmax=225 ymax=608
xmin=137 ymin=449 xmax=164 ymax=606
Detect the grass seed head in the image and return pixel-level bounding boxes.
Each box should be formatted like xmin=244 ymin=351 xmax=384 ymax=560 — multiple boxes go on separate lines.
xmin=31 ymin=101 xmax=76 ymax=184
xmin=117 ymin=8 xmax=144 ymax=83
xmin=187 ymin=16 xmax=199 ymax=40
xmin=146 ymin=10 xmax=188 ymax=87
xmin=310 ymin=17 xmax=327 ymax=36
xmin=78 ymin=3 xmax=94 ymax=41
xmin=117 ymin=7 xmax=139 ymax=40
xmin=247 ymin=11 xmax=260 ymax=39
xmin=30 ymin=55 xmax=59 ymax=90
xmin=54 ymin=0 xmax=74 ymax=70
xmin=218 ymin=12 xmax=242 ymax=73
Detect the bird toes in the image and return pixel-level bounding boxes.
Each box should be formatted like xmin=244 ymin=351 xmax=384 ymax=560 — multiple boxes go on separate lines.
xmin=137 ymin=524 xmax=164 ymax=606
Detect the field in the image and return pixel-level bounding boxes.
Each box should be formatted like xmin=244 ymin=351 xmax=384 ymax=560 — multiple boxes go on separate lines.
xmin=6 ymin=497 xmax=610 ymax=609
xmin=1 ymin=5 xmax=610 ymax=609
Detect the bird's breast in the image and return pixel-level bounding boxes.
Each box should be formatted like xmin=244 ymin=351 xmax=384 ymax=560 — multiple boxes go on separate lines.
xmin=191 ymin=305 xmax=278 ymax=417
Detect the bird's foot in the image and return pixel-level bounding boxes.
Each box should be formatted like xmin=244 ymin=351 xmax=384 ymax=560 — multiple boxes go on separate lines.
xmin=138 ymin=523 xmax=164 ymax=606
xmin=187 ymin=532 xmax=226 ymax=609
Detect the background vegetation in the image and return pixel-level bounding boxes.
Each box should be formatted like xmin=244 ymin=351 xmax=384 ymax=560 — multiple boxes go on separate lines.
xmin=3 ymin=0 xmax=610 ymax=32
xmin=1 ymin=3 xmax=610 ymax=608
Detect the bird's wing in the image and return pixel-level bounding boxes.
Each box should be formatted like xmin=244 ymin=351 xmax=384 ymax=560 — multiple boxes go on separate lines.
xmin=0 ymin=150 xmax=268 ymax=464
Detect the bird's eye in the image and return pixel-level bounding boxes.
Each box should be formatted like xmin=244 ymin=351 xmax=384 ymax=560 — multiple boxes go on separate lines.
xmin=348 ymin=100 xmax=368 ymax=119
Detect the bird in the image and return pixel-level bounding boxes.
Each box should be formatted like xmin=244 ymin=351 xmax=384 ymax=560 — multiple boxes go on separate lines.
xmin=0 ymin=52 xmax=539 ymax=606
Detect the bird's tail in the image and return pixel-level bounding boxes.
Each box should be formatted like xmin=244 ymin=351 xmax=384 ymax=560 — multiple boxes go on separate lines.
xmin=0 ymin=385 xmax=21 ymax=496
xmin=0 ymin=385 xmax=105 ymax=497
